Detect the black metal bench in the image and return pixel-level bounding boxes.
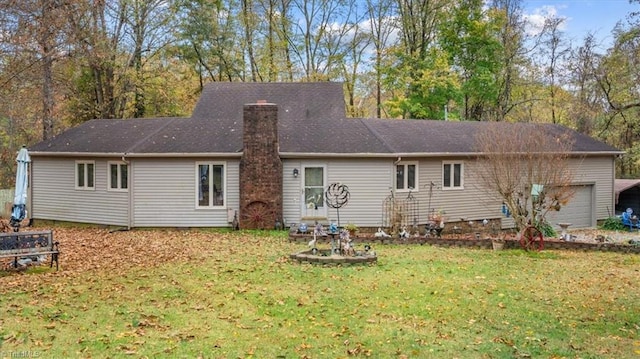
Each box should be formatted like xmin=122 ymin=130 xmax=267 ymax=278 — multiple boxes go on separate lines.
xmin=0 ymin=230 xmax=59 ymax=270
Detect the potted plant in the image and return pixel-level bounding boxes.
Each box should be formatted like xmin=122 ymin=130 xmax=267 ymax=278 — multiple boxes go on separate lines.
xmin=491 ymin=236 xmax=506 ymax=251
xmin=345 ymin=222 xmax=358 ymax=236
xmin=429 ymin=210 xmax=446 ymax=227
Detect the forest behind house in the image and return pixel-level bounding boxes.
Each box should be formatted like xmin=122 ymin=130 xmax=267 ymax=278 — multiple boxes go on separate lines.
xmin=1 ymin=0 xmax=640 ymax=186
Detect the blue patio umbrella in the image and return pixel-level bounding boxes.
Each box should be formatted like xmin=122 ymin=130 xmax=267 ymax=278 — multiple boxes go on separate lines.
xmin=10 ymin=146 xmax=30 ymax=230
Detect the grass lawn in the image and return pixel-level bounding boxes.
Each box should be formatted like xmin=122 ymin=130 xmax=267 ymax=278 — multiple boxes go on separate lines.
xmin=0 ymin=226 xmax=639 ymax=358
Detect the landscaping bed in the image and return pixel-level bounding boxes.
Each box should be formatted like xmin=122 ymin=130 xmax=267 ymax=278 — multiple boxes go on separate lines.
xmin=289 ymin=229 xmax=640 ymax=253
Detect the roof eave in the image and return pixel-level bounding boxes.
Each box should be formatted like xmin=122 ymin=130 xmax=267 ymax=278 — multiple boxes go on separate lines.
xmin=30 ymin=151 xmax=127 ymax=157
xmin=29 ymin=151 xmax=243 ymax=158
xmin=125 ymin=152 xmax=243 ymax=158
xmin=279 ymin=151 xmax=623 ymax=158
xmin=279 ymin=152 xmax=480 ymax=158
xmin=29 ymin=150 xmax=623 ymax=159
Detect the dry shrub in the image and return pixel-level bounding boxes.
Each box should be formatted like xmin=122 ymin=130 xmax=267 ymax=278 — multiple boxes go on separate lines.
xmin=473 ymin=122 xmax=580 ymax=230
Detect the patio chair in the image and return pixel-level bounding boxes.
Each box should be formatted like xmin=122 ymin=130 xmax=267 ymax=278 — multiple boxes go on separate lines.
xmin=621 ymin=208 xmax=640 ymax=231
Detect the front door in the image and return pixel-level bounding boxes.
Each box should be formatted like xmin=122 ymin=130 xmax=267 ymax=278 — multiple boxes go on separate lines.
xmin=302 ymin=166 xmax=327 ymax=218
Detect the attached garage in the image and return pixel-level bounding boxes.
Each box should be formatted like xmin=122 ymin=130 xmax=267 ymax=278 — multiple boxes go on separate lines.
xmin=547 ymin=184 xmax=594 ymax=229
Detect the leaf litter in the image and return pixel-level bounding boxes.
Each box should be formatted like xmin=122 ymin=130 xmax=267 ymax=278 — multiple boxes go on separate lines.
xmin=0 ymin=226 xmax=259 ymax=293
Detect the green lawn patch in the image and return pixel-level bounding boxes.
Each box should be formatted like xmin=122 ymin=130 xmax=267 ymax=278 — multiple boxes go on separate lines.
xmin=0 ymin=229 xmax=638 ymax=358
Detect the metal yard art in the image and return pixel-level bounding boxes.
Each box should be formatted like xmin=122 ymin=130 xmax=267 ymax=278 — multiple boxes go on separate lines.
xmin=382 ymin=188 xmax=419 ymax=236
xmin=324 ymin=182 xmax=350 ymax=226
xmin=290 ymin=183 xmax=377 ymax=265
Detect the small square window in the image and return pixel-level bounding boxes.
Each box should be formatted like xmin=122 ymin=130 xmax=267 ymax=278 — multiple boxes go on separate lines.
xmin=108 ymin=162 xmax=128 ymax=191
xmin=76 ymin=161 xmax=95 ymax=190
xmin=443 ymin=162 xmax=463 ymax=189
xmin=396 ymin=162 xmax=418 ymax=191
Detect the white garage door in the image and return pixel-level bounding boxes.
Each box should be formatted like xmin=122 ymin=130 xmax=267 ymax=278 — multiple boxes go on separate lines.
xmin=547 ymin=185 xmax=593 ymax=229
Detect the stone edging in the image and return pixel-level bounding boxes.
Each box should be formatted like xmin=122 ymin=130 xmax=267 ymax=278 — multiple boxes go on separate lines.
xmin=289 ymin=249 xmax=377 ymax=265
xmin=288 ymin=235 xmax=640 ymax=254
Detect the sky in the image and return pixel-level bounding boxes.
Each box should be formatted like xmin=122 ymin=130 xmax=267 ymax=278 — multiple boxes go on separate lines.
xmin=523 ymin=0 xmax=637 ymax=48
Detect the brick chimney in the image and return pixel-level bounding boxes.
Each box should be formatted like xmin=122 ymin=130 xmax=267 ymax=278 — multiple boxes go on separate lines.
xmin=239 ymin=101 xmax=283 ymax=229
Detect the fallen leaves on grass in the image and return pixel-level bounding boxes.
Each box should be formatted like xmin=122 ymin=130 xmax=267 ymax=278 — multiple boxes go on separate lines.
xmin=0 ymin=226 xmax=263 ymax=293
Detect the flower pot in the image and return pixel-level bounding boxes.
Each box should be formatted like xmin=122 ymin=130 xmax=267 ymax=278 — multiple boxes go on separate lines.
xmin=492 ymin=239 xmax=505 ymax=251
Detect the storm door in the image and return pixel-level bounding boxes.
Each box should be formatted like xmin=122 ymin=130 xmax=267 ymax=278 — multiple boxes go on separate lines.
xmin=302 ymin=166 xmax=326 ymax=218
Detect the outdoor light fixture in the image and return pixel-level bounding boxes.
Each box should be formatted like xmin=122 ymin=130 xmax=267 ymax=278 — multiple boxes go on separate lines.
xmin=293 ymin=168 xmax=299 ymax=178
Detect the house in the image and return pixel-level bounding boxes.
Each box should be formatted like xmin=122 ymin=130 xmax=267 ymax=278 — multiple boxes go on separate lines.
xmin=27 ymin=82 xmax=622 ymax=230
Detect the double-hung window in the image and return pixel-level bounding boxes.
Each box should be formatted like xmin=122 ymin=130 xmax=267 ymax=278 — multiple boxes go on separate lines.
xmin=108 ymin=162 xmax=128 ymax=191
xmin=396 ymin=162 xmax=417 ymax=191
xmin=76 ymin=161 xmax=95 ymax=190
xmin=443 ymin=162 xmax=463 ymax=189
xmin=197 ymin=163 xmax=225 ymax=207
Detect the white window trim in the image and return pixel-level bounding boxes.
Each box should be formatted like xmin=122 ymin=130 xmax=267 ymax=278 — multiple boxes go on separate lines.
xmin=298 ymin=163 xmax=328 ymax=219
xmin=442 ymin=161 xmax=464 ymax=190
xmin=107 ymin=161 xmax=129 ymax=192
xmin=195 ymin=161 xmax=227 ymax=209
xmin=395 ymin=161 xmax=419 ymax=192
xmin=75 ymin=160 xmax=95 ymax=191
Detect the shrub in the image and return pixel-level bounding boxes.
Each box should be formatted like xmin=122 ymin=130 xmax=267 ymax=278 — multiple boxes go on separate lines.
xmin=538 ymin=221 xmax=557 ymax=238
xmin=600 ymin=216 xmax=626 ymax=231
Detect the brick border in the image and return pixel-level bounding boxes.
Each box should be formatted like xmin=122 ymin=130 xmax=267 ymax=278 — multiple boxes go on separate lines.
xmin=289 ymin=249 xmax=377 ymax=265
xmin=289 ymin=234 xmax=640 ymax=254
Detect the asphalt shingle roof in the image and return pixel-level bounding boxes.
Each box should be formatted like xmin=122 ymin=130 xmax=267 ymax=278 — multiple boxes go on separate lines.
xmin=362 ymin=120 xmax=621 ymax=154
xmin=29 ymin=82 xmax=622 ymax=157
xmin=191 ymin=82 xmax=346 ymax=122
xmin=30 ymin=118 xmax=180 ymax=154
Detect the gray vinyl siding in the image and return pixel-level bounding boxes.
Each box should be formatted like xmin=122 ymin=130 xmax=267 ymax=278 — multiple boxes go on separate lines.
xmin=455 ymin=156 xmax=614 ymax=229
xmin=547 ymin=185 xmax=594 ymax=228
xmin=282 ymin=159 xmax=392 ymax=227
xmin=283 ymin=157 xmax=495 ymax=228
xmin=283 ymin=155 xmax=616 ymax=230
xmin=426 ymin=157 xmax=503 ymax=224
xmin=369 ymin=157 xmax=508 ymax=227
xmin=326 ymin=159 xmax=392 ymax=227
xmin=31 ymin=154 xmax=615 ymax=229
xmin=578 ymin=156 xmax=615 ymax=221
xmin=466 ymin=156 xmax=615 ymax=228
xmin=543 ymin=157 xmax=614 ymax=227
xmin=132 ymin=158 xmax=240 ymax=227
xmin=31 ymin=157 xmax=129 ymax=226
xmin=282 ymin=160 xmax=302 ymax=226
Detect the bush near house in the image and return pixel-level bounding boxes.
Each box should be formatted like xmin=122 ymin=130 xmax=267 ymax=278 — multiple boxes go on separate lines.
xmin=600 ymin=216 xmax=627 ymax=231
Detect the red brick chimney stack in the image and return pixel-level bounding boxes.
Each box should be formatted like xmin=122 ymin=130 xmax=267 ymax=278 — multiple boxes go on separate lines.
xmin=239 ymin=102 xmax=283 ymax=229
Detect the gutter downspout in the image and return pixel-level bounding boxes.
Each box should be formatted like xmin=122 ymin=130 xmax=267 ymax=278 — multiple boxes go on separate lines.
xmin=392 ymin=156 xmax=402 ymax=197
xmin=122 ymin=154 xmax=132 ymax=230
xmin=28 ymin=160 xmax=33 ymax=226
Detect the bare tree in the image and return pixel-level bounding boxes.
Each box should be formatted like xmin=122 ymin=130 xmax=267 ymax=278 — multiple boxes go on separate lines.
xmin=124 ymin=0 xmax=175 ymax=118
xmin=0 ymin=0 xmax=66 ymax=140
xmin=337 ymin=3 xmax=371 ymax=117
xmin=366 ymin=0 xmax=395 ymax=118
xmin=287 ymin=0 xmax=354 ymax=80
xmin=473 ymin=122 xmax=577 ymax=232
xmin=566 ymin=33 xmax=601 ymax=135
xmin=240 ymin=0 xmax=261 ymax=82
xmin=539 ymin=16 xmax=570 ymax=124
xmin=490 ymin=0 xmax=529 ymax=121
